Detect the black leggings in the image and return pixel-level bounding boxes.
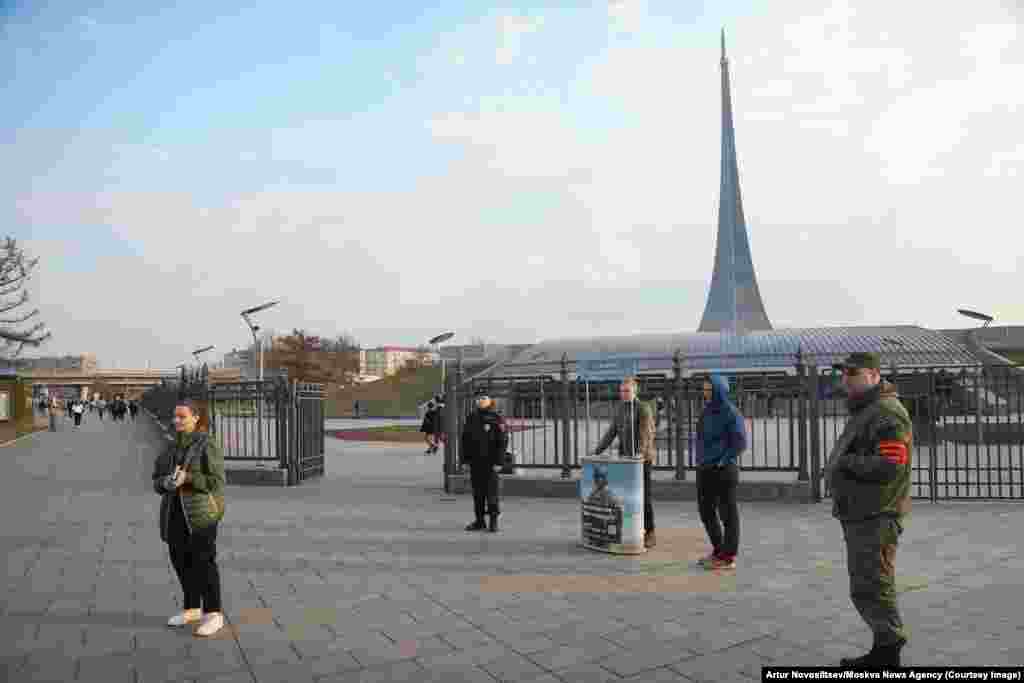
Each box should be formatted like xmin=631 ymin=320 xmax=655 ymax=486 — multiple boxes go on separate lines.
xmin=643 ymin=462 xmax=654 ymax=532
xmin=167 ymin=502 xmax=222 ymax=612
xmin=696 ymin=463 xmax=740 ymax=558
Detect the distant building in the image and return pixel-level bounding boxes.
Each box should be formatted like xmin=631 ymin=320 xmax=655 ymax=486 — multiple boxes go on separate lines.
xmin=362 ymin=347 xmax=436 ymax=377
xmin=4 ymin=353 xmax=98 ymax=372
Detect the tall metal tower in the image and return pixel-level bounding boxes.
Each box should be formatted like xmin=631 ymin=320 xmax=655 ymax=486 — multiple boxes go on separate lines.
xmin=698 ymin=29 xmax=772 ymax=334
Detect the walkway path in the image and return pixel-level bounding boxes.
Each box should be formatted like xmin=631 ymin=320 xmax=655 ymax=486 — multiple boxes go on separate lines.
xmin=2 ymin=414 xmax=1022 ymax=682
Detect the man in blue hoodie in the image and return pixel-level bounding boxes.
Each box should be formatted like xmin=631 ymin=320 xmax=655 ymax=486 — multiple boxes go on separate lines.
xmin=695 ymin=374 xmax=747 ymax=570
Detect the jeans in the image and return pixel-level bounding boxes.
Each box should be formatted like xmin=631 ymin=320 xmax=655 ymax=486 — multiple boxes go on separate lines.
xmin=696 ymin=463 xmax=740 ymax=558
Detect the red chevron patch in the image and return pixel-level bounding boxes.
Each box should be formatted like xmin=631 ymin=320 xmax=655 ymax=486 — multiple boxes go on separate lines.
xmin=879 ymin=440 xmax=908 ymax=465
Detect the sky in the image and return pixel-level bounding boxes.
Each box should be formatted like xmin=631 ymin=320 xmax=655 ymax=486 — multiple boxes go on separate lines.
xmin=4 ymin=0 xmax=1023 ymax=369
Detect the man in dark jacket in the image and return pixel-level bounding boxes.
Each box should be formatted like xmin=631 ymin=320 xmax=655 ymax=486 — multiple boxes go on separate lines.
xmin=695 ymin=374 xmax=747 ymax=570
xmin=826 ymin=352 xmax=912 ymax=668
xmin=460 ymin=389 xmax=508 ymax=533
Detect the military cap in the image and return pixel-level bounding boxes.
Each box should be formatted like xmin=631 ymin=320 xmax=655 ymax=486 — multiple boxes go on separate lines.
xmin=834 ymin=351 xmax=881 ymax=371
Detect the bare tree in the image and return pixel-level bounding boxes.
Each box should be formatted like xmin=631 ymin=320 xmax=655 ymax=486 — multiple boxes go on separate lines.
xmin=0 ymin=237 xmax=50 ymax=357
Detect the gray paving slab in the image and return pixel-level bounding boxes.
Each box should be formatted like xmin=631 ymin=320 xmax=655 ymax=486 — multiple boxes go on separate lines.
xmin=4 ymin=416 xmax=1024 ymax=683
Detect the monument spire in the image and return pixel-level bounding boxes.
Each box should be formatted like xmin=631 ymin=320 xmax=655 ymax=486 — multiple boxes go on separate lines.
xmin=699 ymin=29 xmax=772 ymax=334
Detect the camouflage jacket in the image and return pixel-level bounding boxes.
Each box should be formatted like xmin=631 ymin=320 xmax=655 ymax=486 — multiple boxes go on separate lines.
xmin=828 ymin=381 xmax=912 ymax=521
xmin=594 ymin=400 xmax=656 ymax=463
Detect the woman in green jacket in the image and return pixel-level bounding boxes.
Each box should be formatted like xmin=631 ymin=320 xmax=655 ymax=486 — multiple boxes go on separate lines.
xmin=152 ymin=398 xmax=227 ymax=637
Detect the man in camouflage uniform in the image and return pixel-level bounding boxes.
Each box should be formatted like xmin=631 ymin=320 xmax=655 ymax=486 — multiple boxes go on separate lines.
xmin=826 ymin=352 xmax=912 ymax=667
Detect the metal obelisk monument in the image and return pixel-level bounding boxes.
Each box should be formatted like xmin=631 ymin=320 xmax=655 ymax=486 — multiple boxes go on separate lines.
xmin=698 ymin=30 xmax=772 ymax=333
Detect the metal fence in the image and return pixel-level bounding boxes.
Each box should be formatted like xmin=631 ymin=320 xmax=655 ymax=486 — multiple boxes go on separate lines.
xmin=441 ymin=356 xmax=1024 ymax=501
xmin=141 ymin=365 xmax=325 ymax=485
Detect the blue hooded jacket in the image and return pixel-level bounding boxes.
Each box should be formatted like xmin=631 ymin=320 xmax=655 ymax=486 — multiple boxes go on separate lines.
xmin=695 ymin=374 xmax=748 ymax=467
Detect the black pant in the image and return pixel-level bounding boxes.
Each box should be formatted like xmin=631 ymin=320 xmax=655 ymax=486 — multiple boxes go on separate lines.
xmin=167 ymin=499 xmax=222 ymax=612
xmin=696 ymin=463 xmax=740 ymax=557
xmin=73 ymin=413 xmax=82 ymax=426
xmin=470 ymin=463 xmax=500 ymax=521
xmin=643 ymin=462 xmax=654 ymax=533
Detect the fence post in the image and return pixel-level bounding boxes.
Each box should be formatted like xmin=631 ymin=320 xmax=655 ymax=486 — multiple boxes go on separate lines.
xmin=673 ymin=350 xmax=686 ymax=481
xmin=561 ymin=354 xmax=572 ymax=479
xmin=442 ymin=371 xmax=456 ymax=494
xmin=796 ymin=349 xmax=809 ymax=483
xmin=807 ymin=365 xmax=820 ymax=498
xmin=288 ymin=379 xmax=299 ymax=486
xmin=456 ymin=349 xmax=465 ymax=475
xmin=927 ymin=368 xmax=938 ymax=503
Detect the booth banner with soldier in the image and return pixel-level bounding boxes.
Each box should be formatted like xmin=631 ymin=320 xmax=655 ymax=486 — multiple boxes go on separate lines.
xmin=579 ymin=458 xmax=645 ymax=554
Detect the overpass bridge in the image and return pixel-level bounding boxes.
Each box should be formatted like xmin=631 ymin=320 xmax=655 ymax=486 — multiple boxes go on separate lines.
xmin=24 ymin=367 xmax=243 ymax=400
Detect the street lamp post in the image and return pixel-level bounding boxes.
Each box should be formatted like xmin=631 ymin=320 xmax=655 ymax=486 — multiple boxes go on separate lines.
xmin=241 ymin=301 xmax=280 ymax=382
xmin=958 ymin=308 xmax=996 ymax=447
xmin=428 ymin=332 xmax=455 ymax=493
xmin=428 ymin=332 xmax=454 ymax=398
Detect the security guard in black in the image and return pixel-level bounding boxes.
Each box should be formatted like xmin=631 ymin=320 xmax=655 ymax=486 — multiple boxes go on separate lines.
xmin=460 ymin=390 xmax=508 ymax=532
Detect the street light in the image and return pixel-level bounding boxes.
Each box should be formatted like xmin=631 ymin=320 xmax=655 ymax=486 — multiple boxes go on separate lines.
xmin=957 ymin=308 xmax=994 ymax=328
xmin=241 ymin=301 xmax=280 ymax=382
xmin=428 ymin=332 xmax=455 ymax=396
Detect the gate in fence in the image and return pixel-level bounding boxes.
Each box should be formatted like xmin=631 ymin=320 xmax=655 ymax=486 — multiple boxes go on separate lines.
xmin=441 ymin=356 xmax=1024 ymax=501
xmin=142 ymin=368 xmax=325 ymax=486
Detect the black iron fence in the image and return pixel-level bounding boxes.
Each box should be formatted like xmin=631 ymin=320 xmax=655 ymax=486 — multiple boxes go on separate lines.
xmin=442 ymin=357 xmax=1024 ymax=501
xmin=141 ymin=365 xmax=325 ymax=485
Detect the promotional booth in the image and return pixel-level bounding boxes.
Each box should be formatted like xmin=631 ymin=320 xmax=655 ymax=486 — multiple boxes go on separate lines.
xmin=579 ymin=456 xmax=646 ymax=555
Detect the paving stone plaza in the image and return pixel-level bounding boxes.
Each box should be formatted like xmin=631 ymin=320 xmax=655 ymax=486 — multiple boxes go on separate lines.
xmin=2 ymin=414 xmax=1022 ymax=682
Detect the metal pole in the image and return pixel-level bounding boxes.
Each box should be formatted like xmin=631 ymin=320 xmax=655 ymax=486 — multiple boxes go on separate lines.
xmin=260 ymin=335 xmax=265 ymax=383
xmin=585 ymin=380 xmax=591 ymax=456
xmin=673 ymin=351 xmax=686 ymax=481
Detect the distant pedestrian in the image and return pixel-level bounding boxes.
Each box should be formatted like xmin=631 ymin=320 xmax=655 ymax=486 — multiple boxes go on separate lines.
xmin=826 ymin=352 xmax=912 ymax=668
xmin=129 ymin=401 xmax=138 ymax=420
xmin=352 ymin=400 xmax=361 ymax=419
xmin=592 ymin=377 xmax=657 ymax=547
xmin=694 ymin=374 xmax=746 ymax=570
xmin=97 ymin=399 xmax=106 ymax=421
xmin=421 ymin=401 xmax=438 ymax=454
xmin=460 ymin=389 xmax=507 ymax=533
xmin=152 ymin=398 xmax=227 ymax=637
xmin=72 ymin=401 xmax=84 ymax=428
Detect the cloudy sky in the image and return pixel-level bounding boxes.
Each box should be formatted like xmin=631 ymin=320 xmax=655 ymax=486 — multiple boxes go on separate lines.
xmin=5 ymin=0 xmax=1023 ymax=369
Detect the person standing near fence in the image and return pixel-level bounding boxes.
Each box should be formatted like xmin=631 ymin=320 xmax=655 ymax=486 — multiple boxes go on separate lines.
xmin=421 ymin=400 xmax=438 ymax=454
xmin=152 ymin=398 xmax=227 ymax=637
xmin=592 ymin=377 xmax=657 ymax=547
xmin=460 ymin=389 xmax=508 ymax=533
xmin=825 ymin=352 xmax=912 ymax=668
xmin=695 ymin=374 xmax=746 ymax=570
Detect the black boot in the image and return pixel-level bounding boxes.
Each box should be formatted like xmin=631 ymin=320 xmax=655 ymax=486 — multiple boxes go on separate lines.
xmin=465 ymin=520 xmax=486 ymax=531
xmin=488 ymin=515 xmax=499 ymax=533
xmin=840 ymin=639 xmax=904 ymax=668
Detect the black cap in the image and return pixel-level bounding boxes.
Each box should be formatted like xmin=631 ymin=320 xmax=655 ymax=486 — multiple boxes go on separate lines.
xmin=834 ymin=351 xmax=881 ymax=371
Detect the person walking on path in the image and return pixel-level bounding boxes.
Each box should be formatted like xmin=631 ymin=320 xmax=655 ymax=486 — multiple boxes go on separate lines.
xmin=152 ymin=398 xmax=227 ymax=637
xmin=694 ymin=374 xmax=747 ymax=570
xmin=593 ymin=377 xmax=657 ymax=547
xmin=825 ymin=352 xmax=912 ymax=668
xmin=460 ymin=389 xmax=508 ymax=533
xmin=97 ymin=398 xmax=106 ymax=421
xmin=128 ymin=400 xmax=138 ymax=421
xmin=421 ymin=401 xmax=439 ymax=454
xmin=71 ymin=400 xmax=85 ymax=428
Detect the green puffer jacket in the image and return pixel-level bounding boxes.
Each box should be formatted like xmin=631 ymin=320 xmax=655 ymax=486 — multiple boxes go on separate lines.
xmin=829 ymin=381 xmax=913 ymax=522
xmin=152 ymin=431 xmax=226 ymax=541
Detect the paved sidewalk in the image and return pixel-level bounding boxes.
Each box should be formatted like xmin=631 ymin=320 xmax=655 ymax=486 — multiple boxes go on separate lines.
xmin=2 ymin=415 xmax=1022 ymax=682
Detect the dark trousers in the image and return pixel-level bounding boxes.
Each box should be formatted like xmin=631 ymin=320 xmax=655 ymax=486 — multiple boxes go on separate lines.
xmin=643 ymin=462 xmax=654 ymax=532
xmin=470 ymin=463 xmax=500 ymax=521
xmin=696 ymin=463 xmax=740 ymax=558
xmin=167 ymin=501 xmax=222 ymax=612
xmin=73 ymin=413 xmax=82 ymax=426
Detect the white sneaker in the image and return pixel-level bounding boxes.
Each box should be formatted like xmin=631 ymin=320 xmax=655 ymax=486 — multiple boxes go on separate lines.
xmin=194 ymin=612 xmax=225 ymax=637
xmin=167 ymin=609 xmax=202 ymax=627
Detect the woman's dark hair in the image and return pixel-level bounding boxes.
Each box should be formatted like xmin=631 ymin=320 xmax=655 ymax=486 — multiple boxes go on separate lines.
xmin=175 ymin=398 xmax=199 ymax=416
